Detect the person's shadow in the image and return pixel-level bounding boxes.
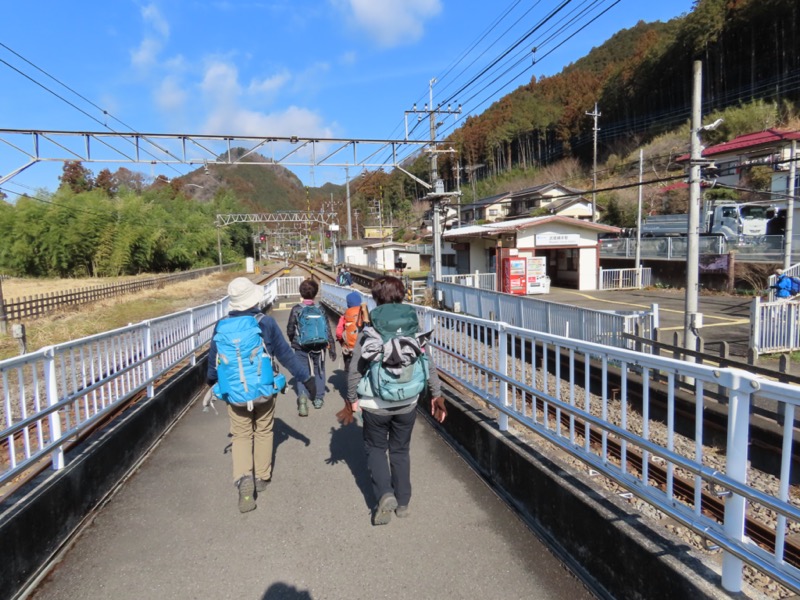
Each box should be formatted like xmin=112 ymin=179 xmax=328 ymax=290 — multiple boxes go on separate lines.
xmin=262 ymin=582 xmax=313 ymax=599
xmin=326 ymin=420 xmax=373 ymax=509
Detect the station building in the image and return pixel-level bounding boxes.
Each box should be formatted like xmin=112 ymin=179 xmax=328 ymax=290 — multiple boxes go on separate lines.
xmin=443 ymin=215 xmax=620 ymax=291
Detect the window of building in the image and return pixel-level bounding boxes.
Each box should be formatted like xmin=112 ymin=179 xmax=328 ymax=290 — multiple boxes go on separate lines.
xmin=442 ymin=254 xmax=456 ymax=267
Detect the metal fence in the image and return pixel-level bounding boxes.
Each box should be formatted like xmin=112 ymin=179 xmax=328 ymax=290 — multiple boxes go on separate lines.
xmin=273 ymin=276 xmax=304 ymax=297
xmin=750 ymin=296 xmax=800 ymax=356
xmin=435 ymin=280 xmax=657 ymax=349
xmin=440 ymin=272 xmax=497 ymax=291
xmin=599 ymin=267 xmax=652 ymax=290
xmin=601 ymin=235 xmax=800 ymax=264
xmin=422 ymin=306 xmax=800 ymax=595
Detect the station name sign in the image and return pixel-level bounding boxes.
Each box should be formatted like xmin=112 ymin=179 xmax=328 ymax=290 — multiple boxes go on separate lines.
xmin=535 ymin=233 xmax=579 ymax=246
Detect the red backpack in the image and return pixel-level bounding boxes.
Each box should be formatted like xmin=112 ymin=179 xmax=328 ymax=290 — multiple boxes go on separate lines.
xmin=342 ymin=305 xmax=363 ymax=350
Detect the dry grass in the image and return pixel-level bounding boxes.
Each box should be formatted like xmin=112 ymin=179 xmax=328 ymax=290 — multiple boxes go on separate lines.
xmin=3 ymin=274 xmax=156 ymax=300
xmin=0 ymin=271 xmax=245 ymax=361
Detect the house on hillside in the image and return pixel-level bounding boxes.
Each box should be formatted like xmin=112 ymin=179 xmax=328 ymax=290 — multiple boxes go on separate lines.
xmin=460 ymin=192 xmax=512 ymax=224
xmin=678 ymin=129 xmax=800 ymax=194
xmin=504 ymin=183 xmax=594 ymax=220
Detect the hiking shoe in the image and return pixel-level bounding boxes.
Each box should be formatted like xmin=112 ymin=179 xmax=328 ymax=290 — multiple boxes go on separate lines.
xmin=372 ymin=493 xmax=398 ymax=526
xmin=255 ymin=478 xmax=271 ymax=492
xmin=395 ymin=505 xmax=410 ymax=519
xmin=297 ymin=395 xmax=309 ymax=417
xmin=237 ymin=476 xmax=256 ymax=513
xmin=313 ymin=397 xmax=324 ymax=409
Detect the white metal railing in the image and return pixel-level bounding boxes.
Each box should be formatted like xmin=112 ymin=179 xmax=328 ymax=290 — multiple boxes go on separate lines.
xmin=0 ymin=298 xmax=228 ymax=488
xmin=435 ymin=280 xmax=657 ymax=349
xmin=440 ymin=272 xmax=497 ymax=291
xmin=601 ymin=235 xmax=800 ymax=264
xmin=0 ymin=278 xmax=281 ymax=488
xmin=599 ymin=267 xmax=652 ymax=290
xmin=273 ymin=276 xmax=304 ymax=297
xmin=750 ymin=296 xmax=800 ymax=355
xmin=416 ymin=305 xmax=800 ymax=595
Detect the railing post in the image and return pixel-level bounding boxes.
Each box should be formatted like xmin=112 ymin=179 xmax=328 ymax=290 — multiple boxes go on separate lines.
xmin=599 ymin=267 xmax=604 ymax=290
xmin=144 ymin=321 xmax=155 ymax=398
xmin=189 ymin=309 xmax=197 ymax=367
xmin=44 ymin=347 xmax=65 ymax=471
xmin=721 ymin=369 xmax=755 ymax=593
xmin=474 ymin=270 xmax=480 ymax=289
xmin=498 ymin=323 xmax=509 ymax=432
xmin=749 ymin=297 xmax=760 ymax=359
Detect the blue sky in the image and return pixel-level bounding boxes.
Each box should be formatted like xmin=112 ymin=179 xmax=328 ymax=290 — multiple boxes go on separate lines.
xmin=0 ymin=0 xmax=694 ymax=196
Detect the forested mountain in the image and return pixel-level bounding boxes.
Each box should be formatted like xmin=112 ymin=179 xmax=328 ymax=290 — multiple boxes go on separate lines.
xmin=436 ymin=0 xmax=800 ymax=193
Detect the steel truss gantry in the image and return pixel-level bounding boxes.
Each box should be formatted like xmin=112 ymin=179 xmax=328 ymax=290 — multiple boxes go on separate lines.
xmin=0 ymin=129 xmax=432 ymax=185
xmin=216 ymin=212 xmax=338 ymax=227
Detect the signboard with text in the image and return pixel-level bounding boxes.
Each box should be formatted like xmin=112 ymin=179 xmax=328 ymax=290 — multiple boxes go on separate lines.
xmin=535 ymin=233 xmax=580 ymax=246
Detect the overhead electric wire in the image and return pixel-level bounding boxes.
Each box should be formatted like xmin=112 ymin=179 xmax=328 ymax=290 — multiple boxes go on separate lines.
xmin=0 ymin=44 xmax=183 ymax=175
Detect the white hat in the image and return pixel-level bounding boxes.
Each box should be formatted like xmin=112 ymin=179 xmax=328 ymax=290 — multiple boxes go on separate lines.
xmin=228 ymin=277 xmax=263 ymax=311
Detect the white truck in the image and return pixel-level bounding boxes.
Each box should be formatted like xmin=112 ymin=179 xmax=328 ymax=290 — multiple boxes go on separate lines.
xmin=641 ymin=202 xmax=777 ymax=243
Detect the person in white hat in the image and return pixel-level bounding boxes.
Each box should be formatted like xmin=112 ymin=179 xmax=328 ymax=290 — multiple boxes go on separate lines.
xmin=207 ymin=277 xmax=317 ymax=513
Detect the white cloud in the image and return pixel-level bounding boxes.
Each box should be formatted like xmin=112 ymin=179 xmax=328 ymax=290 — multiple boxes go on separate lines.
xmin=130 ymin=4 xmax=170 ymax=71
xmin=142 ymin=4 xmax=170 ymax=38
xmin=201 ymin=60 xmax=242 ymax=104
xmin=203 ymin=105 xmax=334 ymax=139
xmin=155 ymin=76 xmax=187 ymax=113
xmin=131 ymin=37 xmax=163 ymax=70
xmin=248 ymin=71 xmax=291 ymax=97
xmin=337 ymin=0 xmax=441 ymax=47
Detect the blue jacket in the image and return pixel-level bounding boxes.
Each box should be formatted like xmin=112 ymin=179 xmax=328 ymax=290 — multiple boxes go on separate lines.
xmin=207 ymin=308 xmax=310 ymax=386
xmin=774 ymin=275 xmax=793 ymax=299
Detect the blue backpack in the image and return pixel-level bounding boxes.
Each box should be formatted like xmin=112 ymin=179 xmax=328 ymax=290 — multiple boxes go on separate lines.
xmin=296 ymin=304 xmax=328 ymax=350
xmin=212 ymin=315 xmax=286 ymax=409
xmin=791 ymin=277 xmax=800 ymax=296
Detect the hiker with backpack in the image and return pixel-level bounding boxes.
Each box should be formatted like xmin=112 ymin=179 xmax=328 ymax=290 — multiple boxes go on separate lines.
xmin=207 ymin=277 xmax=317 ymax=513
xmin=772 ymin=269 xmax=800 ymax=299
xmin=337 ymin=266 xmax=353 ymax=287
xmin=340 ymin=276 xmax=447 ymax=526
xmin=287 ymin=279 xmax=336 ymax=415
xmin=335 ymin=290 xmax=369 ymax=374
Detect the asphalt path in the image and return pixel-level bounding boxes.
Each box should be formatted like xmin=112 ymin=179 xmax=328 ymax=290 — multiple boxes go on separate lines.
xmin=31 ymin=305 xmax=596 ymax=600
xmin=543 ymin=287 xmax=754 ymax=358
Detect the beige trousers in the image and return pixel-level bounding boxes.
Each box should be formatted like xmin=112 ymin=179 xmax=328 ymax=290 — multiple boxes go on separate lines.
xmin=227 ymin=397 xmax=276 ymax=483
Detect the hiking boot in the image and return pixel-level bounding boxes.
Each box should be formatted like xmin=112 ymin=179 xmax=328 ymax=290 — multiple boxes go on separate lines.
xmin=297 ymin=395 xmax=309 ymax=417
xmin=313 ymin=397 xmax=324 ymax=409
xmin=237 ymin=476 xmax=256 ymax=513
xmin=372 ymin=493 xmax=398 ymax=526
xmin=255 ymin=478 xmax=271 ymax=492
xmin=395 ymin=505 xmax=410 ymax=519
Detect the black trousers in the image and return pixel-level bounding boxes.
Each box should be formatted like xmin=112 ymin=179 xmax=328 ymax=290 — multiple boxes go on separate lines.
xmin=362 ymin=407 xmax=417 ymax=507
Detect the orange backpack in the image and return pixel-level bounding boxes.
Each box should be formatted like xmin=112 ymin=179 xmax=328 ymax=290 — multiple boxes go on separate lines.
xmin=342 ymin=305 xmax=363 ymax=350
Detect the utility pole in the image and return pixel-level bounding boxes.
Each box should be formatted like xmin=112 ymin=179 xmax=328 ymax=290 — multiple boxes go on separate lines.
xmin=404 ymin=78 xmax=462 ymax=281
xmin=784 ymin=140 xmax=796 ymax=270
xmin=586 ymin=103 xmax=601 ymax=222
xmin=636 ymin=149 xmax=643 ymax=289
xmin=345 ymin=166 xmax=353 ymax=240
xmin=685 ymin=61 xmax=703 ymax=356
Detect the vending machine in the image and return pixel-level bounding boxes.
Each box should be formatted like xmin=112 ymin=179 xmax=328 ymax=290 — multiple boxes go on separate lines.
xmin=502 ymin=257 xmax=527 ymax=295
xmin=526 ymin=256 xmax=547 ymax=294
